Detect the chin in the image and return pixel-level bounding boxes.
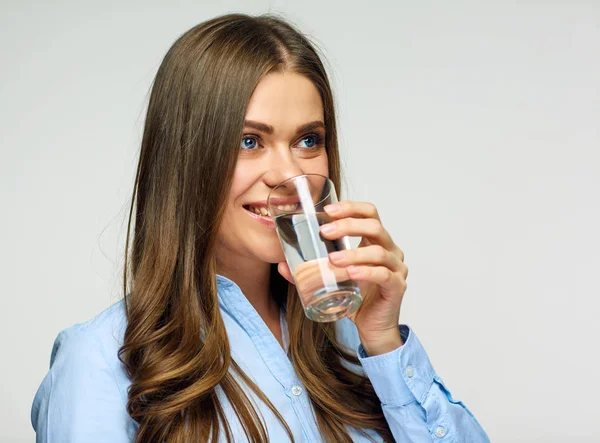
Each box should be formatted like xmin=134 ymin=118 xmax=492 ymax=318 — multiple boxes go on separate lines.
xmin=238 ymin=230 xmax=285 ymax=264
xmin=256 ymin=246 xmax=287 ymax=264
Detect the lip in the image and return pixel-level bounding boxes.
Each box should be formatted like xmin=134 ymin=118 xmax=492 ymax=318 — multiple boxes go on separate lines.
xmin=243 ymin=206 xmax=275 ymax=228
xmin=246 ymin=196 xmax=301 ymax=208
xmin=243 ymin=196 xmax=302 ymax=228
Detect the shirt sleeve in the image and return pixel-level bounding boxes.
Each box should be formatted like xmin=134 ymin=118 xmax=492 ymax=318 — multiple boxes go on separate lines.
xmin=31 ymin=326 xmax=134 ymax=443
xmin=358 ymin=325 xmax=490 ymax=443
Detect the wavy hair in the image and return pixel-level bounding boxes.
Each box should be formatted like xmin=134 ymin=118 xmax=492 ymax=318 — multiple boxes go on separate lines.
xmin=118 ymin=13 xmax=394 ymax=443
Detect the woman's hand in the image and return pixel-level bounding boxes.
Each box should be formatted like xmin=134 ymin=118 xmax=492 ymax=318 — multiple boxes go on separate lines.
xmin=277 ymin=200 xmax=409 ymax=356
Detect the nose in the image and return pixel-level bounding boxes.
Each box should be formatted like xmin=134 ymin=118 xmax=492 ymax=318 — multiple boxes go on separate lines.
xmin=263 ymin=147 xmax=304 ymax=190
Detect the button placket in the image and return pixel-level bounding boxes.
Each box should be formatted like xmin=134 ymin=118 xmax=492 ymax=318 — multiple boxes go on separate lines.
xmin=290 ymin=385 xmax=303 ymax=396
xmin=434 ymin=425 xmax=447 ymax=438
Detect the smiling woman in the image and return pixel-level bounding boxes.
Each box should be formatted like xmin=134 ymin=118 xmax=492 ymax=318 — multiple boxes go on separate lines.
xmin=30 ymin=12 xmax=490 ymax=443
xmin=218 ymin=72 xmax=329 ymax=270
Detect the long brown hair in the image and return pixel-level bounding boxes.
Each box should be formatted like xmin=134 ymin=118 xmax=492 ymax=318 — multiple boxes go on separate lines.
xmin=119 ymin=13 xmax=394 ymax=443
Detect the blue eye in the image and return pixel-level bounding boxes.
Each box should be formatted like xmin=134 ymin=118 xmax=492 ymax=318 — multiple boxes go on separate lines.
xmin=241 ymin=136 xmax=258 ymax=150
xmin=298 ymin=135 xmax=319 ymax=149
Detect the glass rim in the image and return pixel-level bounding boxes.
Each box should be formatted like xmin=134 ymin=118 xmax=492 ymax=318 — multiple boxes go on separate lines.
xmin=266 ymin=173 xmax=334 ymax=210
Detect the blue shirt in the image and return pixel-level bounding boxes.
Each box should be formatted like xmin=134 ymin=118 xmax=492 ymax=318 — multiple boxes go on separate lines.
xmin=31 ymin=275 xmax=490 ymax=442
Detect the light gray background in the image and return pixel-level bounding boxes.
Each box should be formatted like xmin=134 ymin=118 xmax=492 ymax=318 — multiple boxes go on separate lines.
xmin=2 ymin=1 xmax=598 ymax=442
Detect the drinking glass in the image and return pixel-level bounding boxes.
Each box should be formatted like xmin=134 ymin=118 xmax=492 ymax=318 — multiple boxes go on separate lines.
xmin=267 ymin=174 xmax=362 ymax=322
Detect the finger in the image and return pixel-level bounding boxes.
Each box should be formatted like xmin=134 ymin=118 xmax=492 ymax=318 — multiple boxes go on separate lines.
xmin=324 ymin=200 xmax=380 ymax=221
xmin=277 ymin=262 xmax=295 ymax=284
xmin=320 ymin=217 xmax=395 ymax=250
xmin=328 ymin=245 xmax=402 ymax=271
xmin=347 ymin=265 xmax=407 ymax=296
xmin=293 ymin=257 xmax=350 ymax=296
xmin=398 ymin=247 xmax=405 ymax=263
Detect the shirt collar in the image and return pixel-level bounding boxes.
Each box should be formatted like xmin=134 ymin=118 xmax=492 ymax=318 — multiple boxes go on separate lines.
xmin=216 ymin=273 xmax=288 ymax=353
xmin=215 ymin=274 xmax=242 ymax=314
xmin=216 ymin=273 xmax=287 ymax=312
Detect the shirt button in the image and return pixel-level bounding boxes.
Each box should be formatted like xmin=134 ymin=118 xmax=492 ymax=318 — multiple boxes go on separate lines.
xmin=434 ymin=426 xmax=446 ymax=438
xmin=291 ymin=385 xmax=303 ymax=396
xmin=406 ymin=365 xmax=415 ymax=378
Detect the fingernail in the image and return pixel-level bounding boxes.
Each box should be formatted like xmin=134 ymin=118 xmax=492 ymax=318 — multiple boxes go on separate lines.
xmin=347 ymin=265 xmax=360 ymax=276
xmin=320 ymin=223 xmax=336 ymax=234
xmin=324 ymin=204 xmax=339 ymax=214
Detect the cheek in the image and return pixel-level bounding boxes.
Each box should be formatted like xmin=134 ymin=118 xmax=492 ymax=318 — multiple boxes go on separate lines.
xmin=303 ymin=152 xmax=330 ymax=197
xmin=229 ymin=167 xmax=254 ymax=201
xmin=216 ymin=170 xmax=249 ymax=238
xmin=318 ymin=151 xmax=329 ymax=175
xmin=301 ymin=151 xmax=329 ymax=176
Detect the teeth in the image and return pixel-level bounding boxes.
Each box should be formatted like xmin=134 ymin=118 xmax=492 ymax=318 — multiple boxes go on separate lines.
xmin=246 ymin=203 xmax=298 ymax=216
xmin=247 ymin=206 xmax=271 ymax=217
xmin=276 ymin=203 xmax=298 ymax=211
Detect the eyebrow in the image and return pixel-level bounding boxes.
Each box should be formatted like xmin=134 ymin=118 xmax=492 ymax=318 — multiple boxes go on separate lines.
xmin=243 ymin=120 xmax=325 ymax=135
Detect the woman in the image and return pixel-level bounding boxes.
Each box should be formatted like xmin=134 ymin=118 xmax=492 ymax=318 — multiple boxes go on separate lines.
xmin=31 ymin=13 xmax=490 ymax=442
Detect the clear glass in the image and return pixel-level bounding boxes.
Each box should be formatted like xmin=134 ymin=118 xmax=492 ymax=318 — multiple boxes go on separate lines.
xmin=267 ymin=174 xmax=362 ymax=322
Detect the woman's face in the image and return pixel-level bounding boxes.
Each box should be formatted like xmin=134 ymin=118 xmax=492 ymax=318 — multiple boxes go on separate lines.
xmin=216 ymin=71 xmax=329 ymax=266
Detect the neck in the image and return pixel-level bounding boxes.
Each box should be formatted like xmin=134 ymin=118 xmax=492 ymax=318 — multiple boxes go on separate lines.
xmin=216 ymin=254 xmax=280 ymax=322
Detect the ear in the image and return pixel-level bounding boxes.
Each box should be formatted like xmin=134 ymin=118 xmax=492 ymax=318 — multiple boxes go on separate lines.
xmin=277 ymin=262 xmax=295 ymax=285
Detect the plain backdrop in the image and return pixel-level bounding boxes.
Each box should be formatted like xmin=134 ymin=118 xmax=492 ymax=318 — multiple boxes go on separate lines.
xmin=2 ymin=1 xmax=599 ymax=442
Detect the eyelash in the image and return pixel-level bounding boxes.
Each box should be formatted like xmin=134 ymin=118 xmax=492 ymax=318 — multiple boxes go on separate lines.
xmin=240 ymin=133 xmax=324 ymax=151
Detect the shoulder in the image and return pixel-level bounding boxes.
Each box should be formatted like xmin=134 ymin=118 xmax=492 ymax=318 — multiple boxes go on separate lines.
xmin=31 ymin=299 xmax=135 ymax=441
xmin=49 ymin=298 xmax=127 ymax=366
xmin=335 ymin=317 xmax=360 ymax=356
xmin=335 ymin=317 xmax=361 ymax=353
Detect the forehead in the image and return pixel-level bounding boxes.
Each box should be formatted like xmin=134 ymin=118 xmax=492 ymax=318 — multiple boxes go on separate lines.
xmin=245 ymin=72 xmax=324 ymax=130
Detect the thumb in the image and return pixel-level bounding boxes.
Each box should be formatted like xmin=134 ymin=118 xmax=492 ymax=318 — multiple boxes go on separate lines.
xmin=277 ymin=262 xmax=295 ymax=285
